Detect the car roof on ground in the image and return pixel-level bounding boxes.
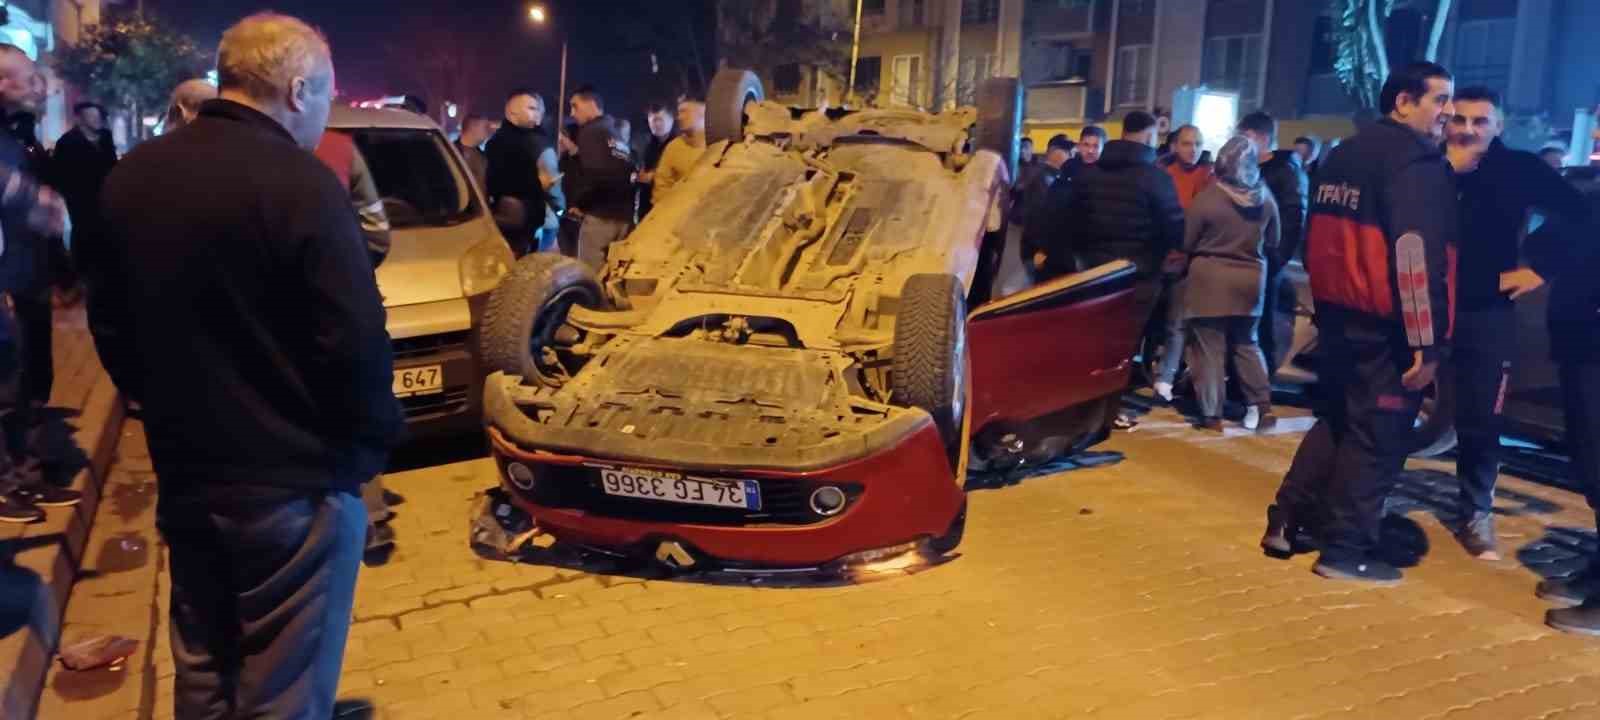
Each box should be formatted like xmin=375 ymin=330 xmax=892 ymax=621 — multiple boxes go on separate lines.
xmin=329 ymin=105 xmax=441 ymax=131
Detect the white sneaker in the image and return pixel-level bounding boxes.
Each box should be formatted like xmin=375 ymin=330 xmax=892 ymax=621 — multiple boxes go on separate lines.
xmin=1154 ymin=381 xmax=1174 ymax=402
xmin=1243 ymin=405 xmax=1261 ymax=430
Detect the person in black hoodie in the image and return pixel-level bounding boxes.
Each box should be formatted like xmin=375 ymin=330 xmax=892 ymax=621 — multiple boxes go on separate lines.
xmin=1048 ymin=111 xmax=1184 ymax=284
xmin=1534 ymin=153 xmax=1600 ymax=633
xmin=96 ymin=14 xmax=402 ymax=716
xmin=1441 ymin=87 xmax=1590 ymax=562
xmin=566 ymin=86 xmax=636 ymax=272
xmin=485 ymin=90 xmax=558 ymax=256
xmin=1238 ymin=111 xmax=1309 ymax=373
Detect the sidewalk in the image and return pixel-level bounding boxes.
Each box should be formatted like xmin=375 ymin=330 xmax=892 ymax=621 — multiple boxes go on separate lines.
xmin=0 ymin=307 xmax=126 ymax=720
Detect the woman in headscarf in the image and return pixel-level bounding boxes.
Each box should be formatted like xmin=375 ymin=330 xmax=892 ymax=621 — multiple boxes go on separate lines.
xmin=1181 ymin=135 xmax=1280 ymax=433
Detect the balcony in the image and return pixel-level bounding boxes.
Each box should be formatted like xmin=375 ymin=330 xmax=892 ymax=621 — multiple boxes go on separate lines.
xmin=1025 ymin=82 xmax=1093 ymax=123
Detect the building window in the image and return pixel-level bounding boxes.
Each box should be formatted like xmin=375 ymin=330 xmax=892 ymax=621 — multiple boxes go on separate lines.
xmin=855 ymin=56 xmax=882 ymax=94
xmin=891 ymin=54 xmax=923 ymax=107
xmin=1455 ymin=18 xmax=1516 ymax=93
xmin=958 ymin=54 xmax=996 ymax=106
xmin=862 ymin=0 xmax=886 ymax=15
xmin=962 ymin=0 xmax=999 ymax=24
xmin=1203 ymin=34 xmax=1264 ymax=109
xmin=899 ymin=0 xmax=926 ymax=27
xmin=1042 ymin=41 xmax=1094 ymax=81
xmin=1115 ymin=44 xmax=1152 ymax=107
xmin=772 ymin=64 xmax=803 ymax=96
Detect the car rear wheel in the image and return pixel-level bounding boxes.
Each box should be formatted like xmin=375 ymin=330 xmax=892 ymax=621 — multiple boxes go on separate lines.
xmin=974 ymin=77 xmax=1022 ymax=174
xmin=1412 ymin=370 xmax=1459 ymax=458
xmin=706 ymin=68 xmax=764 ymax=146
xmin=480 ymin=253 xmax=601 ymax=385
xmin=892 ymin=274 xmax=968 ymax=458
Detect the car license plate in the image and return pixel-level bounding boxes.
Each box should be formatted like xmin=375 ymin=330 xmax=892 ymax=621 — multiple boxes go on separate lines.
xmin=393 ymin=365 xmax=443 ymax=398
xmin=600 ymin=467 xmax=761 ymax=510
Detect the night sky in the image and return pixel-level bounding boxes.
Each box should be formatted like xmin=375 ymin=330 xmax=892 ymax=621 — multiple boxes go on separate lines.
xmin=144 ymin=0 xmax=716 ymax=128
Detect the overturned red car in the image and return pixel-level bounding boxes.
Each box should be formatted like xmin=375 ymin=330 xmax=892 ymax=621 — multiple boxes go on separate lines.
xmin=475 ymin=70 xmax=1145 ymax=571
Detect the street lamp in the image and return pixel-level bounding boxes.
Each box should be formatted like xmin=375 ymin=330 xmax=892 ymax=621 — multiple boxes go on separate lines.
xmin=527 ymin=5 xmax=567 ymax=117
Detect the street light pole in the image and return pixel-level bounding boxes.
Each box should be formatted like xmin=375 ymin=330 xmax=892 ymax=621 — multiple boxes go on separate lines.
xmin=529 ymin=5 xmax=568 ymax=118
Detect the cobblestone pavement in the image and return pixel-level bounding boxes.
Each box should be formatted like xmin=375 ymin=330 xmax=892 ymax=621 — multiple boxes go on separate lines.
xmin=103 ymin=399 xmax=1600 ymax=719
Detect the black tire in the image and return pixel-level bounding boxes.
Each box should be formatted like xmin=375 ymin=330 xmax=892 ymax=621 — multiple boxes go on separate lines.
xmin=928 ymin=501 xmax=967 ymax=556
xmin=974 ymin=77 xmax=1022 ymax=176
xmin=892 ymin=274 xmax=968 ymax=453
xmin=479 ymin=253 xmax=601 ymax=382
xmin=1412 ymin=369 xmax=1460 ymax=458
xmin=706 ymin=68 xmax=764 ymax=146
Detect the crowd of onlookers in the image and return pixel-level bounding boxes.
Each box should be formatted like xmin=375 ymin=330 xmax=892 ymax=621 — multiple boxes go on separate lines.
xmin=1016 ymin=108 xmax=1313 ymax=434
xmin=458 ymin=87 xmax=707 ymax=268
xmin=1010 ymin=62 xmax=1600 ymax=635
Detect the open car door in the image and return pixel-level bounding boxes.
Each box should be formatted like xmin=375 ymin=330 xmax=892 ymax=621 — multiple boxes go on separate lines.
xmin=966 ymin=261 xmax=1144 ymax=454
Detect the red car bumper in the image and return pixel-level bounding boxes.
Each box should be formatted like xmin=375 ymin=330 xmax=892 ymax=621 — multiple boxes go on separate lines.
xmin=486 ymin=420 xmax=965 ymax=569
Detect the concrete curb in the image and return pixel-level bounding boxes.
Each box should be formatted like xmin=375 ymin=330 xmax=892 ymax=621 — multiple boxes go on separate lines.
xmin=0 ymin=352 xmax=126 ymax=720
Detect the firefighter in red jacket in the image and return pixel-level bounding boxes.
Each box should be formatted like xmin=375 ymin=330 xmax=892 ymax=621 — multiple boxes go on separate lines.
xmin=1260 ymin=62 xmax=1460 ymax=584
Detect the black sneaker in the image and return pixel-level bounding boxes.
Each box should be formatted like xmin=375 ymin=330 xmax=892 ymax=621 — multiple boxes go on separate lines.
xmin=1456 ymin=512 xmax=1500 ymax=561
xmin=21 ymin=484 xmax=82 ymax=508
xmin=1547 ymin=601 xmax=1600 ymax=636
xmin=0 ymin=492 xmax=43 ymax=524
xmin=1256 ymin=413 xmax=1279 ymax=434
xmin=1194 ymin=417 xmax=1224 ymax=433
xmin=1313 ymin=555 xmax=1403 ymax=585
xmin=1538 ymin=573 xmax=1600 ymax=607
xmin=1261 ymin=505 xmax=1294 ymax=559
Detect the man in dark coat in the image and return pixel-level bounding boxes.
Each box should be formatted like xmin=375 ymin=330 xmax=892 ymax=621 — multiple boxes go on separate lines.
xmin=95 ymin=13 xmax=403 ymax=717
xmin=485 ymin=90 xmax=556 ymax=256
xmin=1533 ymin=154 xmax=1600 ymax=633
xmin=1441 ymin=86 xmax=1590 ymax=561
xmin=1045 ymin=111 xmax=1183 ymax=280
xmin=1238 ymin=111 xmax=1309 ymax=374
xmin=566 ymin=86 xmax=636 ymax=272
xmin=52 ymin=101 xmax=118 ymax=270
xmin=636 ymin=102 xmax=675 ymax=218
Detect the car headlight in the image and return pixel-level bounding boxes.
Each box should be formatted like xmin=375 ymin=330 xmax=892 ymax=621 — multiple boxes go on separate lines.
xmin=460 ymin=236 xmax=514 ymax=297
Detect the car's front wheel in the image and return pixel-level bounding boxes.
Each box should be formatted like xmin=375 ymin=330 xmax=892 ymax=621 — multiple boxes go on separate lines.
xmin=892 ymin=274 xmax=968 ymax=461
xmin=479 ymin=254 xmax=601 ymax=385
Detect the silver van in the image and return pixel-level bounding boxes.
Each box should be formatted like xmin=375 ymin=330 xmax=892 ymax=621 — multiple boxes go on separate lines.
xmin=327 ymin=107 xmax=514 ymax=438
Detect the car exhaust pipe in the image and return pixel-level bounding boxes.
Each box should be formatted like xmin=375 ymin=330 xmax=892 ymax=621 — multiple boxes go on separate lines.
xmin=655 ymin=541 xmax=697 ymax=570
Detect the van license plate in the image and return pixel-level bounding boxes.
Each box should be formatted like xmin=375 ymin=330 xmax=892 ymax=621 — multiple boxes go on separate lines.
xmin=393 ymin=365 xmax=444 ymax=397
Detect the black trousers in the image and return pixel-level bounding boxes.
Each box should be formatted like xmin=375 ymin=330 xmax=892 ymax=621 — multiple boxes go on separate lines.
xmin=1561 ymin=362 xmax=1600 ymax=532
xmin=1453 ymin=307 xmax=1515 ymax=518
xmin=158 ymin=487 xmax=366 ymax=720
xmin=12 ymin=288 xmax=51 ymax=410
xmin=1259 ymin=261 xmax=1292 ymax=376
xmin=1274 ymin=310 xmax=1422 ymax=562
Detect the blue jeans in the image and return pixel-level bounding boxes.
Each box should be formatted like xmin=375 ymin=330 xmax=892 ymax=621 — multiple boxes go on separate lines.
xmin=158 ymin=487 xmax=366 ymax=720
